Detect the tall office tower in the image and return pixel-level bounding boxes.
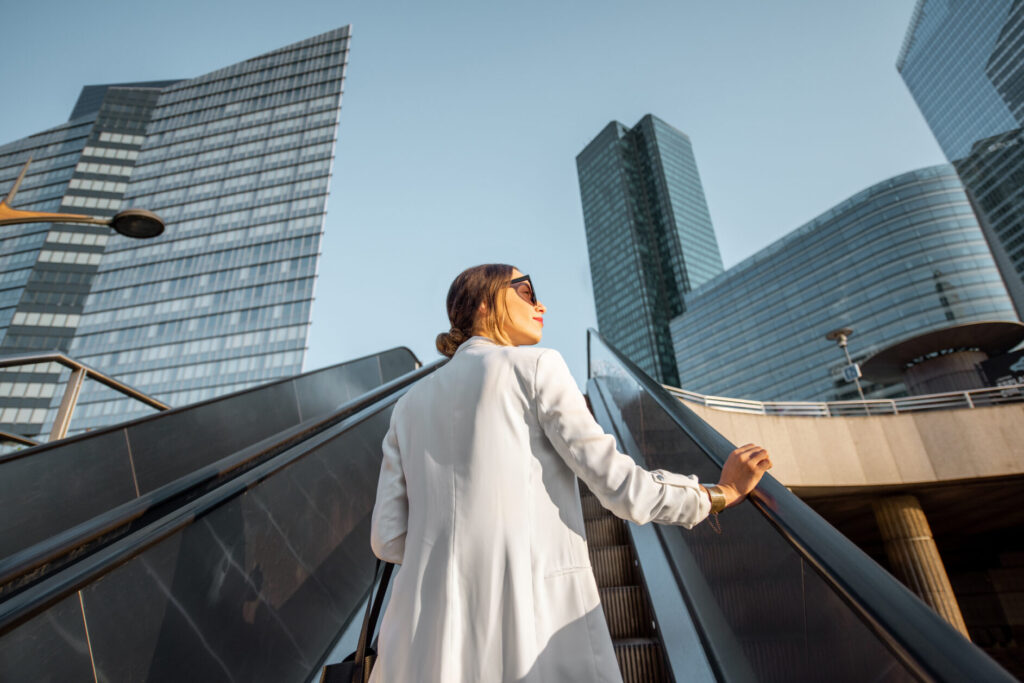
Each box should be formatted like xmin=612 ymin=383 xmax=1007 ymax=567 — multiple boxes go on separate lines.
xmin=0 ymin=26 xmax=350 ymax=437
xmin=576 ymin=114 xmax=723 ymax=385
xmin=671 ymin=166 xmax=1017 ymax=402
xmin=0 ymin=82 xmax=176 ymax=437
xmin=898 ymin=0 xmax=1024 ymax=320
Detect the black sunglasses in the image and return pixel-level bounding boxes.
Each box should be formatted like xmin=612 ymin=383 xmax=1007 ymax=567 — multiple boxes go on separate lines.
xmin=509 ymin=274 xmax=537 ymax=305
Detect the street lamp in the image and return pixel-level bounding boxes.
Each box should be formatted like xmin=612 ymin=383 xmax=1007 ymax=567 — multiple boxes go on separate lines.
xmin=825 ymin=326 xmax=867 ymax=402
xmin=0 ymin=158 xmax=164 ymax=238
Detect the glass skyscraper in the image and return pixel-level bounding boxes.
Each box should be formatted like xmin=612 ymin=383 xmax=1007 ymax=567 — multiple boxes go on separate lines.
xmin=671 ymin=165 xmax=1016 ymax=402
xmin=898 ymin=0 xmax=1024 ymax=320
xmin=576 ymin=114 xmax=723 ymax=385
xmin=0 ymin=26 xmax=350 ymax=437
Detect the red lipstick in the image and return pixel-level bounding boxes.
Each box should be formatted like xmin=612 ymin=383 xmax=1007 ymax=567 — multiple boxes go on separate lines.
xmin=533 ymin=317 xmax=544 ymax=326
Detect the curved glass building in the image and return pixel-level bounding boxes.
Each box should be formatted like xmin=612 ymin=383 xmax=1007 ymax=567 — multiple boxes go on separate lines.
xmin=670 ymin=165 xmax=1017 ymax=401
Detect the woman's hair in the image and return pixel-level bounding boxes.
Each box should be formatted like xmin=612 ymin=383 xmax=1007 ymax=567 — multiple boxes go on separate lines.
xmin=436 ymin=263 xmax=516 ymax=357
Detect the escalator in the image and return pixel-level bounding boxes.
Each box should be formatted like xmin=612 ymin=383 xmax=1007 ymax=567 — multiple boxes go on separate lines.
xmin=0 ymin=333 xmax=1017 ymax=681
xmin=0 ymin=347 xmax=434 ymax=681
xmin=584 ymin=328 xmax=1016 ymax=682
xmin=0 ymin=346 xmax=419 ymax=589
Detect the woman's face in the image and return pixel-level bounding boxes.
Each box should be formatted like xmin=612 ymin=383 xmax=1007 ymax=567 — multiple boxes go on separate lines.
xmin=502 ymin=268 xmax=547 ymax=346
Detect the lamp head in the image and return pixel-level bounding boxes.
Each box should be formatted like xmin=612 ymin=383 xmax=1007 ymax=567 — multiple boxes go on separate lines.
xmin=109 ymin=209 xmax=164 ymax=239
xmin=825 ymin=327 xmax=853 ymax=347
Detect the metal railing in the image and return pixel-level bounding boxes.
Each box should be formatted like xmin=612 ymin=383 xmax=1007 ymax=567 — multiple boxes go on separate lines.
xmin=0 ymin=352 xmax=169 ymax=441
xmin=664 ymin=382 xmax=1024 ymax=417
xmin=0 ymin=431 xmax=37 ymax=457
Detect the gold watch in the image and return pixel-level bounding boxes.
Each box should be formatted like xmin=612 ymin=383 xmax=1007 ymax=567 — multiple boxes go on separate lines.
xmin=703 ymin=484 xmax=727 ymax=514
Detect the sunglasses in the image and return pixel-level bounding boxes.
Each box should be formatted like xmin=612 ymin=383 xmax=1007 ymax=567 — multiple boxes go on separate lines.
xmin=509 ymin=274 xmax=537 ymax=305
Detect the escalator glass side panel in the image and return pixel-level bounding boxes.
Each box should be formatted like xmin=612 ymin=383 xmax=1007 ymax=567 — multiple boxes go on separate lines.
xmin=0 ymin=401 xmax=396 ymax=683
xmin=129 ymin=379 xmax=303 ymax=495
xmin=293 ymin=355 xmax=382 ymax=422
xmin=0 ymin=348 xmax=419 ymax=567
xmin=588 ymin=338 xmax=919 ymax=683
xmin=379 ymin=347 xmax=421 ymax=383
xmin=0 ymin=591 xmax=94 ymax=680
xmin=0 ymin=428 xmax=137 ymax=559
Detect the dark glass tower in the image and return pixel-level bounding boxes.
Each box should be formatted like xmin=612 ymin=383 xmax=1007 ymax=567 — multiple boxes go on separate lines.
xmin=898 ymin=0 xmax=1024 ymax=319
xmin=0 ymin=26 xmax=350 ymax=437
xmin=576 ymin=114 xmax=723 ymax=385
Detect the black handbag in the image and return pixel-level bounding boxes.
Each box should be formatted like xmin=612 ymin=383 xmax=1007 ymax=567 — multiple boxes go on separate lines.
xmin=321 ymin=560 xmax=395 ymax=683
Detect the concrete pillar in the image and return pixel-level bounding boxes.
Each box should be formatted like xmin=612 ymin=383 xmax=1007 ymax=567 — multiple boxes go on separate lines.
xmin=872 ymin=494 xmax=970 ymax=638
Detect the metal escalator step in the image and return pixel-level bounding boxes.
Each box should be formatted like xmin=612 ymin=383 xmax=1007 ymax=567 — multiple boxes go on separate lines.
xmin=581 ymin=495 xmax=605 ymax=520
xmin=585 ymin=516 xmax=628 ymax=547
xmin=600 ymin=586 xmax=654 ymax=639
xmin=590 ymin=545 xmax=637 ymax=587
xmin=613 ymin=638 xmax=671 ymax=683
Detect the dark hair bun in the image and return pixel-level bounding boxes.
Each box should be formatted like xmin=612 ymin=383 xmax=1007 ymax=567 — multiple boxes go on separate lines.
xmin=436 ymin=327 xmax=469 ymax=358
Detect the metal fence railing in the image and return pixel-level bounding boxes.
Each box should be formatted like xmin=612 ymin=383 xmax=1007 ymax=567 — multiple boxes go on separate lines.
xmin=664 ymin=383 xmax=1024 ymax=417
xmin=0 ymin=352 xmax=169 ymax=442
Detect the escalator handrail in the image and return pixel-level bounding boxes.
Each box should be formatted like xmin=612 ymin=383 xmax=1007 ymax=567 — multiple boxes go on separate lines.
xmin=586 ymin=328 xmax=1014 ymax=682
xmin=0 ymin=345 xmax=421 ymax=466
xmin=0 ymin=358 xmax=445 ymax=604
xmin=0 ymin=375 xmax=425 ymax=639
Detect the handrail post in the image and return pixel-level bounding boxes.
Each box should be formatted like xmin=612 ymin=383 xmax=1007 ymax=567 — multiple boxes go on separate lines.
xmin=965 ymin=392 xmax=974 ymax=409
xmin=49 ymin=367 xmax=86 ymax=442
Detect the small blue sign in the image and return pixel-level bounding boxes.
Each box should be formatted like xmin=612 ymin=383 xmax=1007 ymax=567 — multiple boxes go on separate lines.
xmin=843 ymin=363 xmax=862 ymax=382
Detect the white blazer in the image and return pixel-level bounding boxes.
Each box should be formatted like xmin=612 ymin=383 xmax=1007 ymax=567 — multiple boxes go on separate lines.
xmin=369 ymin=336 xmax=710 ymax=683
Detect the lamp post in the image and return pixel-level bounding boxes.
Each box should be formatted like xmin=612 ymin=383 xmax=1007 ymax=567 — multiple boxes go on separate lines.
xmin=825 ymin=326 xmax=867 ymax=402
xmin=0 ymin=158 xmax=164 ymax=238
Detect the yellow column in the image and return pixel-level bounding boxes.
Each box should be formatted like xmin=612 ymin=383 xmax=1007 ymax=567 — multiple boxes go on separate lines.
xmin=872 ymin=494 xmax=970 ymax=638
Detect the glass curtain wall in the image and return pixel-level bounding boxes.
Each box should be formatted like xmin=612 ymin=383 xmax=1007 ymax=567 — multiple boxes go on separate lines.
xmin=671 ymin=165 xmax=1016 ymax=402
xmin=0 ymin=120 xmax=97 ymax=435
xmin=576 ymin=114 xmax=723 ymax=386
xmin=66 ymin=27 xmax=351 ymax=433
xmin=898 ymin=0 xmax=1024 ymax=319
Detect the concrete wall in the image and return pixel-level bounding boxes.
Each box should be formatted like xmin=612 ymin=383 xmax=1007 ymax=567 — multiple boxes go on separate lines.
xmin=686 ymin=402 xmax=1024 ymax=488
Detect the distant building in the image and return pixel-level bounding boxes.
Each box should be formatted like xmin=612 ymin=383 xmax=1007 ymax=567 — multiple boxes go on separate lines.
xmin=898 ymin=0 xmax=1024 ymax=320
xmin=576 ymin=114 xmax=723 ymax=385
xmin=671 ymin=165 xmax=1017 ymax=401
xmin=0 ymin=27 xmax=350 ymax=437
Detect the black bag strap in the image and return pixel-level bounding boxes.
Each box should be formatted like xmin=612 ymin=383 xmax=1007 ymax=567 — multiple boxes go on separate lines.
xmin=355 ymin=560 xmax=395 ymax=666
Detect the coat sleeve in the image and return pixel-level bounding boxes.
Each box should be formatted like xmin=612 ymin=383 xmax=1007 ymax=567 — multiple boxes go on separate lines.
xmin=370 ymin=404 xmax=408 ymax=563
xmin=534 ymin=349 xmax=711 ymax=528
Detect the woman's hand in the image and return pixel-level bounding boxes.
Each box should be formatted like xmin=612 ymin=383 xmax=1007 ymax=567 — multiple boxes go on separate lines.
xmin=716 ymin=443 xmax=771 ymax=508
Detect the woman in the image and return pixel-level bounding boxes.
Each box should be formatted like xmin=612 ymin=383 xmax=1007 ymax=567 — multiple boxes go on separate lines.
xmin=370 ymin=264 xmax=770 ymax=682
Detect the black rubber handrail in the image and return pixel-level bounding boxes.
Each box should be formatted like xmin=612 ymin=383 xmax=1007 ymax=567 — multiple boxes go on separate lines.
xmin=586 ymin=328 xmax=1015 ymax=683
xmin=0 ymin=358 xmax=444 ymax=604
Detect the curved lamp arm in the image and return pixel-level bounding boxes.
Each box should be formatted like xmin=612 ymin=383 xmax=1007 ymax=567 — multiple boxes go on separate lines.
xmin=1 ymin=158 xmax=164 ymax=238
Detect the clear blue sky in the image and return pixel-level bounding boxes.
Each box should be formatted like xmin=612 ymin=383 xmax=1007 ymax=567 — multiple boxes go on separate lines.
xmin=1 ymin=1 xmax=945 ymax=387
